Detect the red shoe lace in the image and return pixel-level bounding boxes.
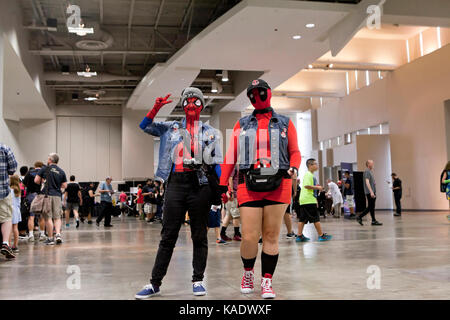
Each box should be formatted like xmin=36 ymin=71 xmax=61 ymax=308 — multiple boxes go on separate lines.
xmin=241 ymin=270 xmax=254 ymax=288
xmin=261 ymin=276 xmax=274 ymax=294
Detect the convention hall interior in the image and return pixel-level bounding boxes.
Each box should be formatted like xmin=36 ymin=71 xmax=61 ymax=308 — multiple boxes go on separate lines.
xmin=0 ymin=0 xmax=449 ymax=300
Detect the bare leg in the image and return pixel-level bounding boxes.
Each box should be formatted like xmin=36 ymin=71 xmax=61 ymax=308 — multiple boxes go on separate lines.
xmin=12 ymin=224 xmax=19 ymax=248
xmin=1 ymin=221 xmax=12 ymax=245
xmin=54 ymin=218 xmax=62 ymax=235
xmin=65 ymin=209 xmax=70 ymax=225
xmin=297 ymin=222 xmax=306 ymax=236
xmin=262 ymin=204 xmax=288 ymax=255
xmin=283 ymin=213 xmax=293 ymax=234
xmin=240 ymin=207 xmax=263 ymax=259
xmin=46 ymin=218 xmax=54 ymax=239
xmin=313 ymin=222 xmax=323 ymax=236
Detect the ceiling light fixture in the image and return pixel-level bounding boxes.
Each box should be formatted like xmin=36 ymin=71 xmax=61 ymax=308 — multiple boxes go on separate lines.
xmin=221 ymin=70 xmax=229 ymax=82
xmin=292 ymin=35 xmax=302 ymax=40
xmin=211 ymin=81 xmax=218 ymax=93
xmin=77 ymin=65 xmax=97 ymax=77
xmin=84 ymin=97 xmax=98 ymax=101
xmin=328 ymin=63 xmax=334 ymax=68
xmin=308 ymin=64 xmax=313 ymax=69
xmin=306 ymin=23 xmax=315 ymax=28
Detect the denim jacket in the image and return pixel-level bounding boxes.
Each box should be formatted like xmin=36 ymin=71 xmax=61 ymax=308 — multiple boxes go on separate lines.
xmin=238 ymin=109 xmax=290 ymax=174
xmin=139 ymin=117 xmax=222 ymax=185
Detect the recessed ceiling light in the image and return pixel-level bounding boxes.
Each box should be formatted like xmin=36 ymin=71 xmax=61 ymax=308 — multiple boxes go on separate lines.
xmin=221 ymin=70 xmax=229 ymax=82
xmin=84 ymin=97 xmax=98 ymax=101
xmin=306 ymin=23 xmax=315 ymax=28
xmin=308 ymin=64 xmax=313 ymax=69
xmin=328 ymin=63 xmax=334 ymax=68
xmin=292 ymin=35 xmax=302 ymax=40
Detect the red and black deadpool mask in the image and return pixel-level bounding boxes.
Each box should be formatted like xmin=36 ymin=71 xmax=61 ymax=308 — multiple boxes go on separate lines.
xmin=183 ymin=97 xmax=203 ymax=121
xmin=248 ymin=87 xmax=272 ymax=110
xmin=247 ymin=79 xmax=272 ymax=110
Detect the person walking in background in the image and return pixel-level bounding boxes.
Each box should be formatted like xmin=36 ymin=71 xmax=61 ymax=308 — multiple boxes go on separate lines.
xmin=343 ymin=171 xmax=355 ymax=218
xmin=391 ymin=173 xmax=402 ymax=216
xmin=34 ymin=153 xmax=67 ymax=245
xmin=142 ymin=179 xmax=157 ymax=223
xmin=134 ymin=184 xmax=144 ymax=219
xmin=96 ymin=177 xmax=114 ymax=228
xmin=439 ymin=162 xmax=450 ymax=220
xmin=327 ymin=179 xmax=343 ymax=218
xmin=81 ymin=182 xmax=96 ymax=224
xmin=23 ymin=161 xmax=45 ymax=241
xmin=64 ymin=175 xmax=82 ymax=228
xmin=356 ymin=160 xmax=382 ymax=226
xmin=9 ymin=175 xmax=21 ymax=253
xmin=119 ymin=190 xmax=127 ymax=217
xmin=296 ymin=159 xmax=332 ymax=242
xmin=0 ymin=143 xmax=18 ymax=259
xmin=220 ymin=166 xmax=241 ymax=242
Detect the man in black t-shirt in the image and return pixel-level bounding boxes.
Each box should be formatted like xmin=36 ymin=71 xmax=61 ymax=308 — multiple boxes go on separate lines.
xmin=23 ymin=161 xmax=45 ymax=241
xmin=343 ymin=171 xmax=355 ymax=217
xmin=35 ymin=153 xmax=67 ymax=245
xmin=142 ymin=179 xmax=157 ymax=223
xmin=64 ymin=175 xmax=82 ymax=228
xmin=391 ymin=173 xmax=402 ymax=216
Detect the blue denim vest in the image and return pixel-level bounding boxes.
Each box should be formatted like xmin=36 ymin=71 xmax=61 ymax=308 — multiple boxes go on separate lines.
xmin=238 ymin=109 xmax=290 ymax=174
xmin=140 ymin=117 xmax=222 ymax=185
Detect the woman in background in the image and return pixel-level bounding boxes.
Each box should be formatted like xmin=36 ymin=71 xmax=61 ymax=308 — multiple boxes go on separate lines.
xmin=9 ymin=175 xmax=22 ymax=252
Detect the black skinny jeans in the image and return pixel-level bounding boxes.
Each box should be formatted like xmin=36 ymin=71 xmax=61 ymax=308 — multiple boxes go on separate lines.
xmin=359 ymin=194 xmax=376 ymax=221
xmin=96 ymin=201 xmax=112 ymax=226
xmin=394 ymin=194 xmax=402 ymax=214
xmin=150 ymin=173 xmax=211 ymax=287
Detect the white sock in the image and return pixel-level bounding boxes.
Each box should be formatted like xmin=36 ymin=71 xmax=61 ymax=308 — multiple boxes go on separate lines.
xmin=2 ymin=241 xmax=9 ymax=246
xmin=40 ymin=230 xmax=45 ymax=236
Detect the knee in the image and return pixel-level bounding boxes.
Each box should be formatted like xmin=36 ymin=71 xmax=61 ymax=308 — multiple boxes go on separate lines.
xmin=241 ymin=231 xmax=259 ymax=244
xmin=262 ymin=230 xmax=279 ymax=244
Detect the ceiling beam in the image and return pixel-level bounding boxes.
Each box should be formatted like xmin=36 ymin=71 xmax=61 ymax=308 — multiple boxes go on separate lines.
xmin=30 ymin=49 xmax=172 ymax=56
xmin=99 ymin=0 xmax=104 ymax=24
xmin=180 ymin=0 xmax=195 ymax=30
xmin=154 ymin=0 xmax=166 ymax=31
xmin=155 ymin=30 xmax=176 ymax=49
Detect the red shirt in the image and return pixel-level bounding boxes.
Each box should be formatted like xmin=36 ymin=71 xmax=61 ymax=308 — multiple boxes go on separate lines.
xmin=136 ymin=189 xmax=144 ymax=204
xmin=220 ymin=111 xmax=301 ymax=205
xmin=119 ymin=192 xmax=127 ymax=202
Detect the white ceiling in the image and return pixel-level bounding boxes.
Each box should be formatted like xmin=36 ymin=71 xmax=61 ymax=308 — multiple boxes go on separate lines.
xmin=127 ymin=0 xmax=353 ymax=114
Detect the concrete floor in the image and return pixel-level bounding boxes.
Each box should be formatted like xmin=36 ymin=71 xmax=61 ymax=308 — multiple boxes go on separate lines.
xmin=0 ymin=212 xmax=449 ymax=300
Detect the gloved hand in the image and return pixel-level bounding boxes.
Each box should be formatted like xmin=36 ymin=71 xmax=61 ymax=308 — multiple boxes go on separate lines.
xmin=221 ymin=192 xmax=229 ymax=204
xmin=146 ymin=94 xmax=173 ymax=119
xmin=218 ymin=185 xmax=229 ymax=204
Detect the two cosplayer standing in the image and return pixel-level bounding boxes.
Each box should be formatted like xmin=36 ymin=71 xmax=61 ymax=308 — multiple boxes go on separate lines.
xmin=135 ymin=79 xmax=300 ymax=300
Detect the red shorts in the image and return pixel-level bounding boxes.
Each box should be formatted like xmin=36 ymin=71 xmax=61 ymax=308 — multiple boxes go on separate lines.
xmin=237 ymin=178 xmax=292 ymax=206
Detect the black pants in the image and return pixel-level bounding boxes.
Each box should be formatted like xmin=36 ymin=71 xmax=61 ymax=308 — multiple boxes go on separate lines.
xmin=96 ymin=201 xmax=112 ymax=226
xmin=394 ymin=194 xmax=402 ymax=214
xmin=150 ymin=173 xmax=211 ymax=287
xmin=359 ymin=194 xmax=376 ymax=221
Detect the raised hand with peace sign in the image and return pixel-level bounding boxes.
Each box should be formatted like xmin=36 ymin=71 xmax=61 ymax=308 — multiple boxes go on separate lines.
xmin=146 ymin=94 xmax=173 ymax=119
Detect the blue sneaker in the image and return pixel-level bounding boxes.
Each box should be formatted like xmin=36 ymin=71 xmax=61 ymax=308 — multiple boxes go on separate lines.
xmin=193 ymin=281 xmax=207 ymax=296
xmin=295 ymin=234 xmax=310 ymax=242
xmin=65 ymin=223 xmax=70 ymax=228
xmin=318 ymin=233 xmax=332 ymax=242
xmin=135 ymin=284 xmax=160 ymax=299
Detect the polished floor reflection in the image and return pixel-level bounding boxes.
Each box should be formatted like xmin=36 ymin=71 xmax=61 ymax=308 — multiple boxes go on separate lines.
xmin=0 ymin=212 xmax=449 ymax=300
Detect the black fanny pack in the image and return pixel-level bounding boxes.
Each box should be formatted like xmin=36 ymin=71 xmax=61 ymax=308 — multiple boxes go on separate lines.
xmin=243 ymin=158 xmax=289 ymax=192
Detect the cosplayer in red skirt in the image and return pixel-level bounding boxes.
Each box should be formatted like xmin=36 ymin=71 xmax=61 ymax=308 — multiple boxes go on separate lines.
xmin=219 ymin=79 xmax=301 ymax=299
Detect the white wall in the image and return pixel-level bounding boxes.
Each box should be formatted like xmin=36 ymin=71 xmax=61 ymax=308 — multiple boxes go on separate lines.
xmin=317 ymin=44 xmax=450 ymax=210
xmin=122 ymin=108 xmax=154 ymax=180
xmin=56 ymin=116 xmax=122 ymax=182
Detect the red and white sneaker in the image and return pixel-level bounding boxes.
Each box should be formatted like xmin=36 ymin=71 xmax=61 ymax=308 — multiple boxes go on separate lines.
xmin=261 ymin=273 xmax=276 ymax=299
xmin=240 ymin=269 xmax=254 ymax=294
